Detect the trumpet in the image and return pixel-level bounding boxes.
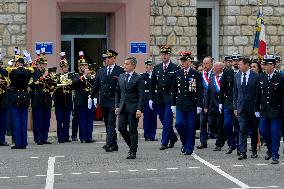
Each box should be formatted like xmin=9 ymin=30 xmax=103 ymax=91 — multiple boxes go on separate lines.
xmin=0 ymin=75 xmax=10 ymax=95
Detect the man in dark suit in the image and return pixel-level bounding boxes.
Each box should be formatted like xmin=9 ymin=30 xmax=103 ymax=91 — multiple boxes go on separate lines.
xmin=172 ymin=51 xmax=203 ymax=155
xmin=149 ymin=46 xmax=178 ymax=150
xmin=255 ymin=55 xmax=284 ymax=164
xmin=204 ymin=62 xmax=226 ymax=151
xmin=233 ymin=57 xmax=259 ymax=160
xmin=115 ymin=56 xmax=144 ymax=159
xmin=141 ymin=59 xmax=158 ymax=141
xmin=92 ymin=50 xmax=124 ymax=152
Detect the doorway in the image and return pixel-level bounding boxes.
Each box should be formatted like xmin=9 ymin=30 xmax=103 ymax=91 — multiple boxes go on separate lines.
xmin=61 ymin=13 xmax=108 ymax=72
xmin=197 ymin=0 xmax=219 ymax=61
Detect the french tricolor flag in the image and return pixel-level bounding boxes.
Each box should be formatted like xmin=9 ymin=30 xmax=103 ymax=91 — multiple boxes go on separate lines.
xmin=253 ymin=7 xmax=266 ymax=59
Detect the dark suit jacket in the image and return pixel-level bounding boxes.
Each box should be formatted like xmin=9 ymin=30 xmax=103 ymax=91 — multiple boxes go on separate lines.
xmin=205 ymin=73 xmax=221 ymax=113
xmin=115 ymin=72 xmax=144 ymax=114
xmin=149 ymin=61 xmax=178 ymax=104
xmin=255 ymin=72 xmax=284 ymax=118
xmin=92 ymin=65 xmax=124 ymax=107
xmin=220 ymin=68 xmax=235 ymax=110
xmin=172 ymin=68 xmax=203 ymax=111
xmin=233 ymin=70 xmax=259 ymax=114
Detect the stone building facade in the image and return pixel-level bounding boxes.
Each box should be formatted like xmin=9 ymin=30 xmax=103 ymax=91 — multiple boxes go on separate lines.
xmin=0 ymin=0 xmax=283 ymax=66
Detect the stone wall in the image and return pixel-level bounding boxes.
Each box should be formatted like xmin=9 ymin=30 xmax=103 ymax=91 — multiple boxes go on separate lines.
xmin=220 ymin=0 xmax=284 ymax=61
xmin=0 ymin=0 xmax=27 ymax=64
xmin=150 ymin=0 xmax=197 ymax=64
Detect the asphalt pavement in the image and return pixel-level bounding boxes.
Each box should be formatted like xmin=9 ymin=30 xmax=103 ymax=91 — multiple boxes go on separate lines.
xmin=0 ymin=134 xmax=283 ymax=189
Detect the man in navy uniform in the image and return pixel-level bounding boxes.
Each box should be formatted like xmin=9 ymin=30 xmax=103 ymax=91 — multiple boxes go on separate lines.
xmin=72 ymin=51 xmax=95 ymax=143
xmin=115 ymin=56 xmax=144 ymax=159
xmin=219 ymin=56 xmax=237 ymax=154
xmin=233 ymin=57 xmax=259 ymax=160
xmin=141 ymin=59 xmax=158 ymax=141
xmin=204 ymin=62 xmax=226 ymax=151
xmin=255 ymin=55 xmax=284 ymax=164
xmin=197 ymin=56 xmax=213 ymax=149
xmin=7 ymin=57 xmax=34 ymax=149
xmin=53 ymin=52 xmax=73 ymax=143
xmin=30 ymin=49 xmax=55 ymax=145
xmin=0 ymin=55 xmax=9 ymax=146
xmin=92 ymin=50 xmax=124 ymax=152
xmin=172 ymin=51 xmax=203 ymax=155
xmin=149 ymin=46 xmax=178 ymax=150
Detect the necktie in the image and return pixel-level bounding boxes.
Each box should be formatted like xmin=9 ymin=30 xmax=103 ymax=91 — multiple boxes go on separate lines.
xmin=126 ymin=73 xmax=130 ymax=82
xmin=107 ymin=67 xmax=111 ymax=76
xmin=184 ymin=70 xmax=188 ymax=76
xmin=163 ymin=64 xmax=167 ymax=71
xmin=242 ymin=73 xmax=246 ymax=87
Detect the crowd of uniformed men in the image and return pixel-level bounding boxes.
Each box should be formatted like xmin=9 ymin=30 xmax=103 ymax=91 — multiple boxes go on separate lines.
xmin=0 ymin=46 xmax=283 ymax=162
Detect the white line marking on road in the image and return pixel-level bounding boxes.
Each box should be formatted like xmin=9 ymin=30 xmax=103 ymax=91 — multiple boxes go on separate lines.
xmin=128 ymin=170 xmax=139 ymax=172
xmin=45 ymin=157 xmax=56 ymax=189
xmin=30 ymin=157 xmax=39 ymax=159
xmin=146 ymin=169 xmax=157 ymax=171
xmin=108 ymin=171 xmax=119 ymax=173
xmin=231 ymin=186 xmax=278 ymax=189
xmin=165 ymin=168 xmax=178 ymax=170
xmin=192 ymin=153 xmax=250 ymax=189
xmin=35 ymin=175 xmax=46 ymax=177
xmin=232 ymin=165 xmax=244 ymax=167
xmin=0 ymin=177 xmax=10 ymax=179
xmin=71 ymin=173 xmax=82 ymax=175
xmin=256 ymin=164 xmax=268 ymax=166
xmin=215 ymin=166 xmax=221 ymax=168
xmin=54 ymin=174 xmax=63 ymax=176
xmin=16 ymin=176 xmax=28 ymax=178
xmin=90 ymin=172 xmax=101 ymax=174
xmin=54 ymin=156 xmax=65 ymax=158
xmin=280 ymin=163 xmax=284 ymax=165
xmin=188 ymin=166 xmax=200 ymax=169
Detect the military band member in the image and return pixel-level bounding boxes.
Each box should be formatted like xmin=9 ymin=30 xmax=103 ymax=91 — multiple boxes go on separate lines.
xmin=149 ymin=46 xmax=178 ymax=150
xmin=92 ymin=50 xmax=124 ymax=152
xmin=141 ymin=59 xmax=158 ymax=141
xmin=219 ymin=56 xmax=237 ymax=154
xmin=30 ymin=49 xmax=55 ymax=145
xmin=53 ymin=52 xmax=73 ymax=143
xmin=7 ymin=57 xmax=34 ymax=149
xmin=233 ymin=57 xmax=259 ymax=160
xmin=72 ymin=51 xmax=95 ymax=143
xmin=204 ymin=62 xmax=226 ymax=151
xmin=0 ymin=53 xmax=9 ymax=146
xmin=172 ymin=52 xmax=203 ymax=155
xmin=197 ymin=56 xmax=213 ymax=149
xmin=255 ymin=55 xmax=284 ymax=164
xmin=115 ymin=56 xmax=144 ymax=159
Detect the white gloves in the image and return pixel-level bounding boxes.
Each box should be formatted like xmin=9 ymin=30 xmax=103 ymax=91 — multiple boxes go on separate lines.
xmin=255 ymin=112 xmax=260 ymax=118
xmin=93 ymin=98 xmax=98 ymax=108
xmin=197 ymin=107 xmax=202 ymax=114
xmin=8 ymin=59 xmax=13 ymax=66
xmin=88 ymin=95 xmax=92 ymax=109
xmin=149 ymin=100 xmax=153 ymax=110
xmin=171 ymin=106 xmax=176 ymax=114
xmin=219 ymin=104 xmax=223 ymax=114
xmin=23 ymin=50 xmax=32 ymax=63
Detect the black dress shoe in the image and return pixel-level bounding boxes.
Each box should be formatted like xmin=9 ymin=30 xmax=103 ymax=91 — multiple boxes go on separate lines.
xmin=184 ymin=151 xmax=193 ymax=155
xmin=102 ymin=145 xmax=107 ymax=149
xmin=85 ymin=140 xmax=95 ymax=143
xmin=37 ymin=141 xmax=43 ymax=145
xmin=226 ymin=146 xmax=236 ymax=154
xmin=168 ymin=142 xmax=175 ymax=148
xmin=265 ymin=152 xmax=272 ymax=160
xmin=149 ymin=139 xmax=158 ymax=141
xmin=238 ymin=153 xmax=247 ymax=160
xmin=106 ymin=146 xmax=118 ymax=152
xmin=251 ymin=153 xmax=258 ymax=158
xmin=11 ymin=146 xmax=20 ymax=149
xmin=271 ymin=158 xmax=279 ymax=164
xmin=197 ymin=143 xmax=207 ymax=149
xmin=213 ymin=146 xmax=221 ymax=151
xmin=160 ymin=145 xmax=168 ymax=150
xmin=42 ymin=141 xmax=52 ymax=144
xmin=20 ymin=146 xmax=26 ymax=149
xmin=145 ymin=138 xmax=149 ymax=141
xmin=64 ymin=139 xmax=71 ymax=142
xmin=0 ymin=142 xmax=9 ymax=146
xmin=126 ymin=152 xmax=136 ymax=159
